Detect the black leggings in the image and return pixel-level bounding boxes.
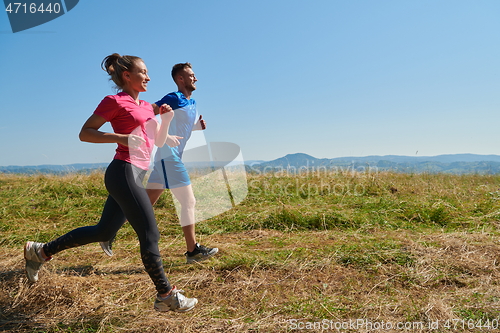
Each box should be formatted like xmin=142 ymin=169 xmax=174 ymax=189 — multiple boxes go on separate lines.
xmin=43 ymin=159 xmax=172 ymax=294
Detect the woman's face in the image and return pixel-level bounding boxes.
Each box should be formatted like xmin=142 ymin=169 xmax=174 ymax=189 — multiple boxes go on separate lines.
xmin=124 ymin=60 xmax=150 ymax=92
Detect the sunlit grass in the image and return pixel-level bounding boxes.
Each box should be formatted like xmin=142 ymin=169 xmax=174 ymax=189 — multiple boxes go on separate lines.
xmin=1 ymin=171 xmax=500 ymax=332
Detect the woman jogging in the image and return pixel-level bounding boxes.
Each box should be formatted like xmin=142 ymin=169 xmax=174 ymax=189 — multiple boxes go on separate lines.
xmin=23 ymin=53 xmax=198 ymax=313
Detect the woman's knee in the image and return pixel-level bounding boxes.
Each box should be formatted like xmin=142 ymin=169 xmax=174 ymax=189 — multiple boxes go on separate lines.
xmin=92 ymin=222 xmax=121 ymax=241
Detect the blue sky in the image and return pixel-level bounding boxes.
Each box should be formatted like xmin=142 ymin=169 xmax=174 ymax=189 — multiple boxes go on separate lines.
xmin=1 ymin=0 xmax=499 ymax=166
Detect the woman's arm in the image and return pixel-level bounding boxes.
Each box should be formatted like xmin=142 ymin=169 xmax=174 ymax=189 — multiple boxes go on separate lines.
xmin=79 ymin=114 xmax=144 ymax=148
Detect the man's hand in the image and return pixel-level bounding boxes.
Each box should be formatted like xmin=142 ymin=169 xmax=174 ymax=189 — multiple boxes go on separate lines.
xmin=166 ymin=135 xmax=183 ymax=147
xmin=194 ymin=115 xmax=206 ymax=130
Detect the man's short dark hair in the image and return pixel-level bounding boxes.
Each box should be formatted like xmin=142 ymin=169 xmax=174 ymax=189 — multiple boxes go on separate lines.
xmin=171 ymin=62 xmax=192 ymax=81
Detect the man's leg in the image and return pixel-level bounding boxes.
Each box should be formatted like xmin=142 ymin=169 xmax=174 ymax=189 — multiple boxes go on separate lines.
xmin=147 ymin=186 xmax=166 ymax=206
xmin=147 ymin=184 xmax=196 ymax=252
xmin=170 ymin=185 xmax=197 ymax=252
xmin=170 ymin=184 xmax=218 ymax=263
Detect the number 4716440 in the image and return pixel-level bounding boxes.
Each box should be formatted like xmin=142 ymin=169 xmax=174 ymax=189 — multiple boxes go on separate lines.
xmin=5 ymin=2 xmax=61 ymax=14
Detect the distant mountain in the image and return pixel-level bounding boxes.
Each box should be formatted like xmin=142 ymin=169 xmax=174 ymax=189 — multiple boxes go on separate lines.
xmin=330 ymin=153 xmax=500 ymax=164
xmin=0 ymin=163 xmax=108 ymax=175
xmin=254 ymin=153 xmax=332 ymax=167
xmin=247 ymin=153 xmax=500 ymax=175
xmin=3 ymin=153 xmax=500 ymax=175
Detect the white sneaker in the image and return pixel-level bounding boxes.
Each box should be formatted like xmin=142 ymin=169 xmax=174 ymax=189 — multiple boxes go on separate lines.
xmin=154 ymin=286 xmax=198 ymax=312
xmin=24 ymin=241 xmax=51 ymax=283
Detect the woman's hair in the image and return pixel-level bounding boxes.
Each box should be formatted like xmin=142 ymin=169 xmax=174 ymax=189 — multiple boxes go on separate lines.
xmin=101 ymin=53 xmax=143 ymax=90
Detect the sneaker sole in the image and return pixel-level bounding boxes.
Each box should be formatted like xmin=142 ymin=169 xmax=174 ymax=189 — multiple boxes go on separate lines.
xmin=154 ymin=299 xmax=198 ymax=312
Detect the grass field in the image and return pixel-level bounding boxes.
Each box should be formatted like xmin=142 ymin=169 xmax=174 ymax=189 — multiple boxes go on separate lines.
xmin=1 ymin=170 xmax=500 ymax=332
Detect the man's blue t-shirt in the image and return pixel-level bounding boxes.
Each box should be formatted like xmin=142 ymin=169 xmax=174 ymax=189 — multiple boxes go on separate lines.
xmin=154 ymin=91 xmax=197 ymax=161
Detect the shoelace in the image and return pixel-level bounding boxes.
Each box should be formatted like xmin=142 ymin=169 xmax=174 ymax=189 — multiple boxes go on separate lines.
xmin=197 ymin=245 xmax=211 ymax=253
xmin=171 ymin=288 xmax=185 ymax=297
xmin=170 ymin=288 xmax=188 ymax=307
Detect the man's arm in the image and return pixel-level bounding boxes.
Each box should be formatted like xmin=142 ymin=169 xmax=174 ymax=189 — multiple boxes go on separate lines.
xmin=152 ymin=103 xmax=161 ymax=115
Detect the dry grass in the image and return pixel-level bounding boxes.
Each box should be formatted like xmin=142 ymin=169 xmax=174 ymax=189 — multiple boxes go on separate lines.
xmin=1 ymin=172 xmax=500 ymax=332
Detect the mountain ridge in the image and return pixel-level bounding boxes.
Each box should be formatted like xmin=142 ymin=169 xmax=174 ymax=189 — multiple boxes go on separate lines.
xmin=3 ymin=153 xmax=500 ymax=174
xmin=248 ymin=153 xmax=500 ymax=174
xmin=260 ymin=152 xmax=500 ymax=164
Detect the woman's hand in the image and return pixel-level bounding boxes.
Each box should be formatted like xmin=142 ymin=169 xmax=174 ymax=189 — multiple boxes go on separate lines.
xmin=155 ymin=104 xmax=175 ymax=148
xmin=159 ymin=104 xmax=174 ymax=122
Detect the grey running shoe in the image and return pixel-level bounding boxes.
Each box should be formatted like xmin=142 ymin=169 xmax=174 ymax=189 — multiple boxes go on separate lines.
xmin=100 ymin=234 xmax=115 ymax=257
xmin=100 ymin=241 xmax=113 ymax=257
xmin=24 ymin=241 xmax=51 ymax=283
xmin=154 ymin=287 xmax=198 ymax=312
xmin=185 ymin=243 xmax=219 ymax=264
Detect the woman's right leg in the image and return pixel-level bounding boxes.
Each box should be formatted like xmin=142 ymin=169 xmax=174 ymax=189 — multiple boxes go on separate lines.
xmin=26 ymin=162 xmax=127 ymax=283
xmin=43 ymin=194 xmax=127 ymax=257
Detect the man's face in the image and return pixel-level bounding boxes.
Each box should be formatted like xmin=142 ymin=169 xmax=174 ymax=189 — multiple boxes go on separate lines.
xmin=179 ymin=67 xmax=197 ymax=92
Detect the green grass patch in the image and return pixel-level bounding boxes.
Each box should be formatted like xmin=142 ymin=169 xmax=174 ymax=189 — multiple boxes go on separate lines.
xmin=2 ymin=172 xmax=500 ymax=332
